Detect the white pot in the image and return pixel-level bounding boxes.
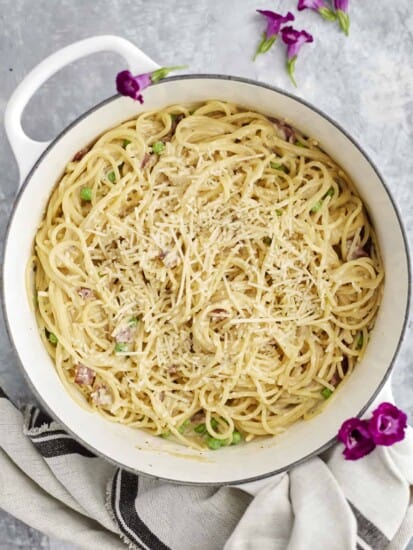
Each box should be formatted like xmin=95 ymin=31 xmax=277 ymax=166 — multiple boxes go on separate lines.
xmin=3 ymin=35 xmax=410 ymax=485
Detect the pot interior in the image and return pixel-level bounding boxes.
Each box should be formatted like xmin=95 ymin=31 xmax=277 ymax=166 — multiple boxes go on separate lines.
xmin=3 ymin=76 xmax=409 ymax=484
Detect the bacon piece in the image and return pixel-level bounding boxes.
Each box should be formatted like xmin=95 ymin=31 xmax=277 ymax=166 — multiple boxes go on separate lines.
xmin=72 ymin=145 xmax=91 ymax=162
xmin=210 ymin=308 xmax=230 ymax=320
xmin=168 ymin=365 xmax=178 ymax=375
xmin=330 ymin=373 xmax=340 ymax=387
xmin=268 ymin=117 xmax=296 ymax=143
xmin=349 ymin=247 xmax=369 ymax=260
xmin=91 ymin=385 xmax=112 ymax=406
xmin=159 ymin=250 xmax=180 ymax=268
xmin=77 ymin=287 xmax=94 ymax=300
xmin=115 ymin=327 xmax=133 ymax=343
xmin=170 ymin=114 xmax=184 ymax=135
xmin=191 ymin=411 xmax=205 ymax=423
xmin=141 ymin=153 xmax=150 ymax=169
xmin=74 ymin=364 xmax=95 ymax=385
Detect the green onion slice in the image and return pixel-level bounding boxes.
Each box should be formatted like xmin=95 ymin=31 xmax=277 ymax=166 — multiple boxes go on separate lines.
xmin=115 ymin=342 xmax=128 ymax=353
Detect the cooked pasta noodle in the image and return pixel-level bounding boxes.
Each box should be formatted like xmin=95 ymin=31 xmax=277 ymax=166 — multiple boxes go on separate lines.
xmin=29 ymin=100 xmax=384 ymax=450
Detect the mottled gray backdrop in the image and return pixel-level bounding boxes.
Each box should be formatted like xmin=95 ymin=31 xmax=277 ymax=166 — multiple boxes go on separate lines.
xmin=1 ymin=0 xmax=412 ymax=547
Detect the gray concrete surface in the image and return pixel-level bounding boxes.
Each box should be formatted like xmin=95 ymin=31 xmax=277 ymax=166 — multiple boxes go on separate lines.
xmin=0 ymin=0 xmax=412 ymax=547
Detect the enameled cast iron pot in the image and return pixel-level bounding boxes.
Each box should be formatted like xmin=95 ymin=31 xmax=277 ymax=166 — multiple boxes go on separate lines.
xmin=3 ymin=35 xmax=410 ymax=484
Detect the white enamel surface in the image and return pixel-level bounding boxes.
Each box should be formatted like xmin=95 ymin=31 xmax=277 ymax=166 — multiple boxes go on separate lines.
xmin=4 ymin=77 xmax=409 ymax=484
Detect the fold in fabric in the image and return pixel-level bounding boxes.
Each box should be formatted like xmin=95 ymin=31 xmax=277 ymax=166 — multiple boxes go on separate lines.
xmin=0 ymin=387 xmax=412 ymax=550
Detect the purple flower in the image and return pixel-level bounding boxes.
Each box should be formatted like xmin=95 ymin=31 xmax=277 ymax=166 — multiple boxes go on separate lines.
xmin=298 ymin=0 xmax=337 ymax=21
xmin=253 ymin=10 xmax=295 ymax=61
xmin=338 ymin=418 xmax=376 ymax=460
xmin=257 ymin=10 xmax=295 ymax=39
xmin=116 ymin=66 xmax=187 ymax=103
xmin=298 ymin=0 xmax=324 ymax=9
xmin=116 ymin=71 xmax=152 ymax=104
xmin=281 ymin=27 xmax=314 ymax=59
xmin=281 ymin=27 xmax=314 ymax=87
xmin=369 ymin=402 xmax=407 ymax=446
xmin=334 ymin=0 xmax=349 ymax=10
xmin=334 ymin=0 xmax=350 ymax=35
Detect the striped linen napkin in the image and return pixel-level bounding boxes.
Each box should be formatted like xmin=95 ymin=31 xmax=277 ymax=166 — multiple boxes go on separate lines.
xmin=0 ymin=384 xmax=412 ymax=550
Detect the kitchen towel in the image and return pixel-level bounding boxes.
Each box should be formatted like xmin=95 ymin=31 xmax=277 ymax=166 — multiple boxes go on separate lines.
xmin=0 ymin=384 xmax=412 ymax=550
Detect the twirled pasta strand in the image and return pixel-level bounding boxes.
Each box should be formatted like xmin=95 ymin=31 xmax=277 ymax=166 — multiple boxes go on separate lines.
xmin=29 ymin=101 xmax=384 ymax=449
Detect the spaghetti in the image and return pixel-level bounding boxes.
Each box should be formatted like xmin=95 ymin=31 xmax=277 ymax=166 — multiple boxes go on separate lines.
xmin=30 ymin=101 xmax=384 ymax=450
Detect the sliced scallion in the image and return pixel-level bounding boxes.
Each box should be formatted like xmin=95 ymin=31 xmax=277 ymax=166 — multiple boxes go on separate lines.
xmin=311 ymin=200 xmax=323 ymax=213
xmin=128 ymin=315 xmax=142 ymax=326
xmin=115 ymin=342 xmax=128 ymax=353
xmin=270 ymin=161 xmax=287 ymax=173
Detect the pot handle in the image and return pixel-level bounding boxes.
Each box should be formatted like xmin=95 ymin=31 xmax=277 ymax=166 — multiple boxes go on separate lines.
xmin=4 ymin=35 xmax=160 ymax=185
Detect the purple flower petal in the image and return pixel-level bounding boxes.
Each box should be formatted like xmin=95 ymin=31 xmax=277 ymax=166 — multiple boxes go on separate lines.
xmin=369 ymin=402 xmax=408 ymax=446
xmin=334 ymin=0 xmax=349 ymax=12
xmin=298 ymin=0 xmax=325 ymax=11
xmin=257 ymin=10 xmax=295 ymax=39
xmin=298 ymin=0 xmax=337 ymax=21
xmin=116 ymin=70 xmax=152 ymax=103
xmin=116 ymin=66 xmax=187 ymax=103
xmin=338 ymin=418 xmax=376 ymax=460
xmin=281 ymin=27 xmax=314 ymax=60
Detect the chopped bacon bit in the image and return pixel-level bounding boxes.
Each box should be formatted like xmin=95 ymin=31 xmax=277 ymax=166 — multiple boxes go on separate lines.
xmin=91 ymin=385 xmax=112 ymax=406
xmin=74 ymin=364 xmax=95 ymax=385
xmin=159 ymin=251 xmax=180 ymax=268
xmin=163 ymin=254 xmax=179 ymax=268
xmin=72 ymin=145 xmax=91 ymax=162
xmin=330 ymin=373 xmax=340 ymax=386
xmin=115 ymin=327 xmax=133 ymax=343
xmin=268 ymin=117 xmax=296 ymax=143
xmin=210 ymin=308 xmax=230 ymax=320
xmin=168 ymin=365 xmax=178 ymax=375
xmin=141 ymin=153 xmax=150 ymax=168
xmin=159 ymin=391 xmax=165 ymax=402
xmin=341 ymin=356 xmax=349 ymax=375
xmin=349 ymin=247 xmax=369 ymax=260
xmin=170 ymin=114 xmax=184 ymax=135
xmin=77 ymin=287 xmax=94 ymax=300
xmin=191 ymin=411 xmax=205 ymax=423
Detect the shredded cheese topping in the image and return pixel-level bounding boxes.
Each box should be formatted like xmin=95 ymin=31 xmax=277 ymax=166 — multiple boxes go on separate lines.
xmin=30 ymin=100 xmax=384 ymax=449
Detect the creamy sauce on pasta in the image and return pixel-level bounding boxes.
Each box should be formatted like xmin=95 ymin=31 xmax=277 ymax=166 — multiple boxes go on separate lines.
xmin=29 ymin=101 xmax=384 ymax=450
